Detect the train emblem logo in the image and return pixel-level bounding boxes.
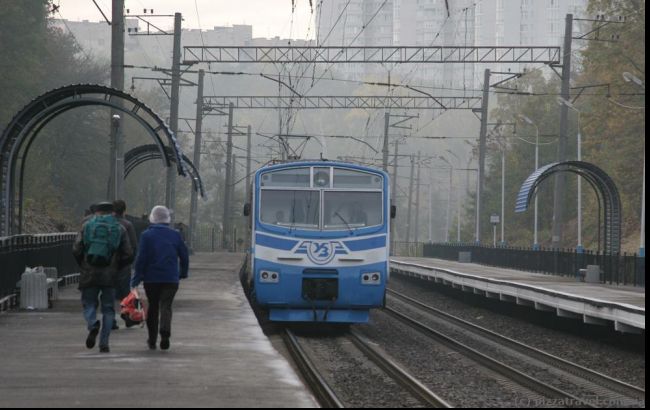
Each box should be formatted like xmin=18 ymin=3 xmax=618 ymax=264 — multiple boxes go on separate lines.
xmin=297 ymin=241 xmax=347 ymax=265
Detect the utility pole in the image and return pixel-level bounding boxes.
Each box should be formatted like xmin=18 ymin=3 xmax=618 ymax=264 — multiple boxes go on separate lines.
xmin=552 ymin=14 xmax=573 ymax=248
xmin=165 ymin=12 xmax=182 ymax=214
xmin=501 ymin=148 xmax=506 ymax=245
xmin=109 ymin=0 xmax=125 ymax=201
xmin=189 ymin=69 xmax=204 ymax=251
xmin=222 ymin=103 xmax=234 ymax=250
xmin=476 ymin=68 xmax=490 ymax=244
xmin=246 ymin=125 xmax=252 ymax=201
xmin=414 ymin=152 xmax=421 ymax=244
xmin=456 ymin=181 xmax=461 ymax=242
xmin=406 ymin=155 xmax=415 ymax=244
xmin=382 ymin=113 xmax=390 ymax=171
xmin=391 ymin=141 xmax=399 ymax=208
xmin=277 ymin=74 xmax=286 ymax=161
xmin=232 ymin=153 xmax=238 ymax=216
xmin=428 ymin=174 xmax=433 ymax=243
xmin=390 ymin=140 xmax=399 ymax=252
xmin=641 ymin=157 xmax=646 ymax=257
xmin=231 ymin=153 xmax=238 ymax=252
xmin=445 ymin=164 xmax=452 ymax=243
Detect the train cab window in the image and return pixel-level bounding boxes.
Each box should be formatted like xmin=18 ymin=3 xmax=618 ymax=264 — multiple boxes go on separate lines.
xmin=261 ymin=168 xmax=310 ymax=188
xmin=260 ymin=190 xmax=320 ymax=229
xmin=333 ymin=168 xmax=382 ymax=189
xmin=323 ymin=191 xmax=382 ymax=230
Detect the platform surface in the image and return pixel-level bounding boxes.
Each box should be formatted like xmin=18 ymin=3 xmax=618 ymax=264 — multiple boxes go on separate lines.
xmin=391 ymin=257 xmax=645 ymax=332
xmin=0 ymin=253 xmax=316 ymax=408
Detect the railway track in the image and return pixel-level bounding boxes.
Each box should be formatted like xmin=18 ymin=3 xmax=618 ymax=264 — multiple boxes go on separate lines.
xmin=283 ymin=329 xmax=344 ymax=408
xmin=387 ymin=288 xmax=646 ymax=408
xmin=283 ymin=328 xmax=450 ymax=408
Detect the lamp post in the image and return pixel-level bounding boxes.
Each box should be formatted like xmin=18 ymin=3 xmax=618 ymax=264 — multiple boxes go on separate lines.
xmin=490 ymin=214 xmax=500 ymax=247
xmin=557 ymin=97 xmax=583 ymax=253
xmin=641 ymin=158 xmax=646 ymax=257
xmin=446 ymin=150 xmax=462 ymax=242
xmin=623 ymin=72 xmax=645 ymax=89
xmin=500 ymin=144 xmax=506 ymax=246
xmin=111 ymin=114 xmax=122 ymax=200
xmin=622 ymin=71 xmax=645 ymax=257
xmin=489 ymin=126 xmax=508 ymax=247
xmin=439 ymin=156 xmax=453 ymax=243
xmin=518 ymin=114 xmax=541 ymax=249
xmin=428 ymin=176 xmax=433 ymax=243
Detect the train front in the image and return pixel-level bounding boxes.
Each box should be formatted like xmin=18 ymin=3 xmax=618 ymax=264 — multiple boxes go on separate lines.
xmin=250 ymin=161 xmax=390 ymax=323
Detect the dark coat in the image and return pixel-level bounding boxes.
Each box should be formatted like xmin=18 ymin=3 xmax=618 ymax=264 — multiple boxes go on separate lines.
xmin=132 ymin=224 xmax=189 ymax=287
xmin=73 ymin=215 xmax=134 ymax=289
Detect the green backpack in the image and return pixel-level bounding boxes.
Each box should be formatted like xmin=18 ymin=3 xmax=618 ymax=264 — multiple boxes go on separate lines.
xmin=83 ymin=215 xmax=121 ymax=267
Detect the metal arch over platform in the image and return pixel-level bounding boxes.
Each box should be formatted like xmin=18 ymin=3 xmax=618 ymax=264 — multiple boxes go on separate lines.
xmin=0 ymin=84 xmax=187 ymax=236
xmin=124 ymin=144 xmax=205 ymax=198
xmin=515 ymin=161 xmax=622 ymax=254
xmin=183 ymin=46 xmax=561 ymax=64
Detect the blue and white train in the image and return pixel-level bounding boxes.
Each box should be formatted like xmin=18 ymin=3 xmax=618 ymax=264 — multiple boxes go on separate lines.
xmin=243 ymin=160 xmax=394 ymax=323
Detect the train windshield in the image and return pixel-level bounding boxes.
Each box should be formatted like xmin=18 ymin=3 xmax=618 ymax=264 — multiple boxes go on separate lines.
xmin=260 ymin=190 xmax=320 ymax=229
xmin=323 ymin=191 xmax=382 ymax=230
xmin=258 ymin=166 xmax=384 ymax=231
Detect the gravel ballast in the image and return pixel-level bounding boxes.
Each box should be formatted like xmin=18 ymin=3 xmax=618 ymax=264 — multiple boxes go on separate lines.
xmin=356 ymin=311 xmax=552 ymax=407
xmin=297 ymin=333 xmax=425 ymax=408
xmin=388 ymin=273 xmax=646 ymax=389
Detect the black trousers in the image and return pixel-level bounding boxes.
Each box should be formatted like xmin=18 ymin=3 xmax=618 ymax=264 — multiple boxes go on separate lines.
xmin=144 ymin=283 xmax=179 ymax=342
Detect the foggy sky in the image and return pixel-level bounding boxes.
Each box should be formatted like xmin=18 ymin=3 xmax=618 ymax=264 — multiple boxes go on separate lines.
xmin=57 ymin=0 xmax=316 ymax=39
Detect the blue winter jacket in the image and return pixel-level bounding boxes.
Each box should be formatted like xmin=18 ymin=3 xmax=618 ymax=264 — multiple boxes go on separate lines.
xmin=132 ymin=224 xmax=189 ymax=287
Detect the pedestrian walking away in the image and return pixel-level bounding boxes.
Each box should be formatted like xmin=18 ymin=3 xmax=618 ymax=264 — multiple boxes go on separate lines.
xmin=113 ymin=199 xmax=138 ymax=329
xmin=132 ymin=205 xmax=189 ymax=351
xmin=73 ymin=201 xmax=134 ymax=353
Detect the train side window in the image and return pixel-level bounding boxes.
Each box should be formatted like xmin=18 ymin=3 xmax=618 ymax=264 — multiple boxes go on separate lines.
xmin=333 ymin=168 xmax=382 ymax=189
xmin=261 ymin=168 xmax=310 ymax=187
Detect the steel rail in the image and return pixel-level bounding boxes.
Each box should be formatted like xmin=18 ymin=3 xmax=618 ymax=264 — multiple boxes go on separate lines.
xmin=347 ymin=330 xmax=451 ymax=408
xmin=387 ymin=288 xmax=646 ymax=404
xmin=384 ymin=306 xmax=595 ymax=408
xmin=283 ymin=329 xmax=345 ymax=408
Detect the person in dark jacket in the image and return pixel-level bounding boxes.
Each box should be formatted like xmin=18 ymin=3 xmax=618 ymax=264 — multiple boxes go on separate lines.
xmin=132 ymin=205 xmax=189 ymax=350
xmin=73 ymin=202 xmax=134 ymax=353
xmin=112 ymin=199 xmax=139 ymax=329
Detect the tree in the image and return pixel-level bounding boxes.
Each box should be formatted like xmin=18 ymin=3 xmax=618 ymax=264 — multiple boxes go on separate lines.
xmin=0 ymin=1 xmax=110 ymax=232
xmin=578 ymin=0 xmax=645 ymax=252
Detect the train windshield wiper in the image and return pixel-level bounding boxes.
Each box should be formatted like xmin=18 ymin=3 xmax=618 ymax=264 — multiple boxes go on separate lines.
xmin=334 ymin=211 xmax=354 ymax=234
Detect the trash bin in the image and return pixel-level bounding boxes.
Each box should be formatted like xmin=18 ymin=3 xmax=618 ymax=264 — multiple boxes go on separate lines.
xmin=43 ymin=267 xmax=59 ymax=301
xmin=458 ymin=252 xmax=472 ymax=263
xmin=19 ymin=268 xmax=48 ymax=310
xmin=585 ymin=265 xmax=601 ymax=283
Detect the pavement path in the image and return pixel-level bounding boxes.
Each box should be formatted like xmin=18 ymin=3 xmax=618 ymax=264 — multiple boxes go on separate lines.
xmin=0 ymin=253 xmax=316 ymax=408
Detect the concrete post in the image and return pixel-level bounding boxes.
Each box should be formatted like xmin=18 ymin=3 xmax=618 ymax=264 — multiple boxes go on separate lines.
xmin=165 ymin=12 xmax=182 ymax=215
xmin=189 ymin=69 xmax=205 ymax=250
xmin=109 ymin=0 xmax=124 ymax=201
xmin=552 ymin=14 xmax=573 ymax=248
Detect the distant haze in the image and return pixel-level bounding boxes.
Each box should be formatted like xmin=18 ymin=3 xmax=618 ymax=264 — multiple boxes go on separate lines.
xmin=57 ymin=0 xmax=316 ymax=39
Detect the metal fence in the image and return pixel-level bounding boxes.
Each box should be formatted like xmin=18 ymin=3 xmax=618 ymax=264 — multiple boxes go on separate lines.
xmin=192 ymin=225 xmax=221 ymax=253
xmin=420 ymin=243 xmax=645 ymax=287
xmin=0 ymin=233 xmax=79 ymax=299
xmin=392 ymin=242 xmax=424 ymax=258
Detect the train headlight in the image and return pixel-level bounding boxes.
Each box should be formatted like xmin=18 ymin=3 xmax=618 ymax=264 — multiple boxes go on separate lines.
xmin=259 ymin=270 xmax=280 ymax=283
xmin=361 ymin=272 xmax=382 ymax=285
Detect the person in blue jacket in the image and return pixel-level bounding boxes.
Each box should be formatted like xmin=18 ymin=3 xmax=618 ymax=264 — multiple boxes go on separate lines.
xmin=132 ymin=205 xmax=189 ymax=350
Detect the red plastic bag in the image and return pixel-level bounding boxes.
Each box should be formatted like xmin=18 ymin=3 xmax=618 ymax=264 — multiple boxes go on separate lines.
xmin=120 ymin=289 xmax=146 ymax=327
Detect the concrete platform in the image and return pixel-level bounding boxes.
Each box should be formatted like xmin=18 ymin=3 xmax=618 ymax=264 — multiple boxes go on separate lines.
xmin=0 ymin=253 xmax=316 ymax=408
xmin=391 ymin=257 xmax=645 ymax=333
